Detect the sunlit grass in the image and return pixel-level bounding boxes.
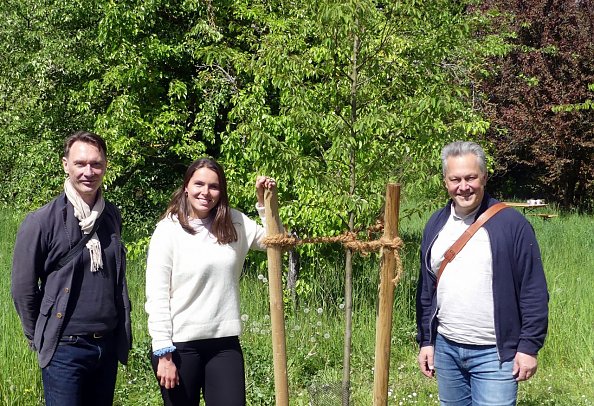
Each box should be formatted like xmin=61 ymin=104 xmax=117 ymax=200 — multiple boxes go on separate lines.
xmin=1 ymin=207 xmax=593 ymax=405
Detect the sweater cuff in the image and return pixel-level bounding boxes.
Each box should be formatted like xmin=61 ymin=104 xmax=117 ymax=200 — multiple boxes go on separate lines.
xmin=153 ymin=346 xmax=177 ymax=357
xmin=256 ymin=203 xmax=266 ymax=223
xmin=516 ymin=339 xmax=542 ymax=356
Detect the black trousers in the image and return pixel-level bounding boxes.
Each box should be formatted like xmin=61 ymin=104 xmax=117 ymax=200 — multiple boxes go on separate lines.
xmin=151 ymin=336 xmax=246 ymax=406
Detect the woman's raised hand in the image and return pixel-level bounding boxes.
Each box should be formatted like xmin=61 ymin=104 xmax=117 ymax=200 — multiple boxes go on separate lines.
xmin=256 ymin=176 xmax=276 ymax=206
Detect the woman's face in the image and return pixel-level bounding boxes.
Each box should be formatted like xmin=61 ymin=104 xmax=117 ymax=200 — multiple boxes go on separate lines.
xmin=185 ymin=167 xmax=221 ymax=219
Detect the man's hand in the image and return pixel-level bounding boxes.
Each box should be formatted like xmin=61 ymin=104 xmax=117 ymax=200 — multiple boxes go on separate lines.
xmin=513 ymin=352 xmax=538 ymax=381
xmin=157 ymin=353 xmax=180 ymax=389
xmin=417 ymin=345 xmax=435 ymax=378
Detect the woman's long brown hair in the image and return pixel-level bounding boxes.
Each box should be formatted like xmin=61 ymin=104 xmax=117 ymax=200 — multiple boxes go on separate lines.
xmin=162 ymin=158 xmax=238 ymax=244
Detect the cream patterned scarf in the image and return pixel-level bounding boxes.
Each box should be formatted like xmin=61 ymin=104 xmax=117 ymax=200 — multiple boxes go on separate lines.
xmin=64 ymin=178 xmax=105 ymax=272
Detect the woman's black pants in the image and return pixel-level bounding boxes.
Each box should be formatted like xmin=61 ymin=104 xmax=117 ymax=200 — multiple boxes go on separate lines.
xmin=151 ymin=336 xmax=246 ymax=406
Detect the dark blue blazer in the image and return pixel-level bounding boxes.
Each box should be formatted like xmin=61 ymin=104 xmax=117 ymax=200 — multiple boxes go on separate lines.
xmin=11 ymin=193 xmax=132 ymax=368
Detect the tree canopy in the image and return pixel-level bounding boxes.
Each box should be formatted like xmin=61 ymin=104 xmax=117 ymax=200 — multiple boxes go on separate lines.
xmin=1 ymin=0 xmax=504 ymax=235
xmin=2 ymin=0 xmax=591 ymax=228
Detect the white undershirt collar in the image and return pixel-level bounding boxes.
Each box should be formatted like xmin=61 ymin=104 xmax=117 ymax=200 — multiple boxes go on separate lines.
xmin=451 ymin=203 xmax=480 ymax=222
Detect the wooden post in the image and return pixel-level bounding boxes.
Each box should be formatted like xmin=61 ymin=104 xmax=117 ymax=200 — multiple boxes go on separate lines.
xmin=264 ymin=188 xmax=289 ymax=406
xmin=373 ymin=183 xmax=401 ymax=406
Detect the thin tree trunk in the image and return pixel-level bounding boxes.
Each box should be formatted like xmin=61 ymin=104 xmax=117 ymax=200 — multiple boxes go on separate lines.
xmin=342 ymin=26 xmax=360 ymax=406
xmin=287 ymin=240 xmax=300 ymax=309
xmin=342 ymin=246 xmax=353 ymax=406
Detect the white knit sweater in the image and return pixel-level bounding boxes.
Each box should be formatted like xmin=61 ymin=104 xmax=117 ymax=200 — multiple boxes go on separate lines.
xmin=145 ymin=206 xmax=267 ymax=352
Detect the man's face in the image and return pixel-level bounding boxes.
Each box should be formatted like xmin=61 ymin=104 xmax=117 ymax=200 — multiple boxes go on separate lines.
xmin=62 ymin=141 xmax=106 ymax=206
xmin=444 ymin=153 xmax=487 ymax=216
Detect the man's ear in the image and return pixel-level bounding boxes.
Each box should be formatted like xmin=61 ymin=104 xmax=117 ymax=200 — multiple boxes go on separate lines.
xmin=62 ymin=157 xmax=68 ymax=173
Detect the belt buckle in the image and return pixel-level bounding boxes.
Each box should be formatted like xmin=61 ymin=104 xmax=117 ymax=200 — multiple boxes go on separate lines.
xmin=92 ymin=333 xmax=103 ymax=339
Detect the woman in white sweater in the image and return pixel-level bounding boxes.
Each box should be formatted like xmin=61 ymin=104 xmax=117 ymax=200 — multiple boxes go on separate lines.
xmin=145 ymin=157 xmax=276 ymax=406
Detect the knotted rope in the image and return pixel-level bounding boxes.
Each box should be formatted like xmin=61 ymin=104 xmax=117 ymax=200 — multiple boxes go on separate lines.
xmin=262 ymin=225 xmax=405 ymax=286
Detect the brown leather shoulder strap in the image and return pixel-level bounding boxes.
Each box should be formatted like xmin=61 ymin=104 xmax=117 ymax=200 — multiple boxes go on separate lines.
xmin=436 ymin=202 xmax=508 ymax=286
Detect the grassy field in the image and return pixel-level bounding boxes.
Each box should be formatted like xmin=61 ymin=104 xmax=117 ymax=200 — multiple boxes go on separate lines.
xmin=1 ymin=206 xmax=593 ymax=405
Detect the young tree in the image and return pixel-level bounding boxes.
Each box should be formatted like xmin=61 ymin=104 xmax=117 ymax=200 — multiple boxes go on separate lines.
xmin=217 ymin=0 xmax=501 ymax=401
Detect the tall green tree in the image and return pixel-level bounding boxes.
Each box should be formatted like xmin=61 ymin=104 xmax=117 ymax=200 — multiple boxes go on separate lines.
xmin=0 ymin=0 xmax=517 ymax=286
xmin=1 ymin=0 xmax=502 ymax=228
xmin=0 ymin=0 xmax=101 ymax=207
xmin=0 ymin=0 xmax=239 ymax=230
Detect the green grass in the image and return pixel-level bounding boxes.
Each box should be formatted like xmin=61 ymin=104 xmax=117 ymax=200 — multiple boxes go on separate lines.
xmin=1 ymin=207 xmax=593 ymax=405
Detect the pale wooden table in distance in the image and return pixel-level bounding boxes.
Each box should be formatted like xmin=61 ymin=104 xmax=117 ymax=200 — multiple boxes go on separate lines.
xmin=502 ymin=202 xmax=557 ymax=220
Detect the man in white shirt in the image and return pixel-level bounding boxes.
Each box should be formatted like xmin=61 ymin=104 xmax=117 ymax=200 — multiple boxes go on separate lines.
xmin=416 ymin=141 xmax=548 ymax=405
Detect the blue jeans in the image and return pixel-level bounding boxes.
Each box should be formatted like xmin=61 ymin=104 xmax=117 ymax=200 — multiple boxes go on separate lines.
xmin=434 ymin=334 xmax=517 ymax=406
xmin=41 ymin=334 xmax=118 ymax=406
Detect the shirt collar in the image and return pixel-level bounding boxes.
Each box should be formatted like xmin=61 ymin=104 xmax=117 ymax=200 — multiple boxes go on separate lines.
xmin=450 ymin=203 xmax=480 ymax=221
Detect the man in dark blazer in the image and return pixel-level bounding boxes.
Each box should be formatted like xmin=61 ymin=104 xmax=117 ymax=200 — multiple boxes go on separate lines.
xmin=416 ymin=141 xmax=548 ymax=405
xmin=12 ymin=130 xmax=132 ymax=406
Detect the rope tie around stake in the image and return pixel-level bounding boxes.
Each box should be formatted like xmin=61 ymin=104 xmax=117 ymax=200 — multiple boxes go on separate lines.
xmin=262 ymin=227 xmax=405 ymax=286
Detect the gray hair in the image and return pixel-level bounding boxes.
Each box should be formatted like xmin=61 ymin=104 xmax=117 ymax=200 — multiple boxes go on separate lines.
xmin=441 ymin=141 xmax=487 ymax=177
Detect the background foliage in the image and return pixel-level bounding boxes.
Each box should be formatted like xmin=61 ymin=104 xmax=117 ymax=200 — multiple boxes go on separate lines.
xmin=1 ymin=0 xmax=504 ymax=230
xmin=2 ymin=1 xmax=592 ymax=219
xmin=0 ymin=0 xmax=592 ymax=293
xmin=474 ymin=0 xmax=594 ymax=211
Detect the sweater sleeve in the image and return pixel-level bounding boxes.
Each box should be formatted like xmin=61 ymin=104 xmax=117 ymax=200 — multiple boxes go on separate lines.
xmin=416 ymin=226 xmax=436 ymax=347
xmin=11 ymin=213 xmax=45 ymax=344
xmin=248 ymin=203 xmax=268 ymax=251
xmin=145 ymin=219 xmax=176 ymax=352
xmin=515 ymin=221 xmax=549 ymax=355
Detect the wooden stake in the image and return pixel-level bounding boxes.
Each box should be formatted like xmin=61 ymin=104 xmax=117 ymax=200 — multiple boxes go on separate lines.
xmin=373 ymin=183 xmax=401 ymax=406
xmin=264 ymin=188 xmax=289 ymax=406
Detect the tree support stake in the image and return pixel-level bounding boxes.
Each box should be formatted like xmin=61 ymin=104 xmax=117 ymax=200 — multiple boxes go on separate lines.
xmin=265 ymin=188 xmax=289 ymax=406
xmin=373 ymin=183 xmax=401 ymax=406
